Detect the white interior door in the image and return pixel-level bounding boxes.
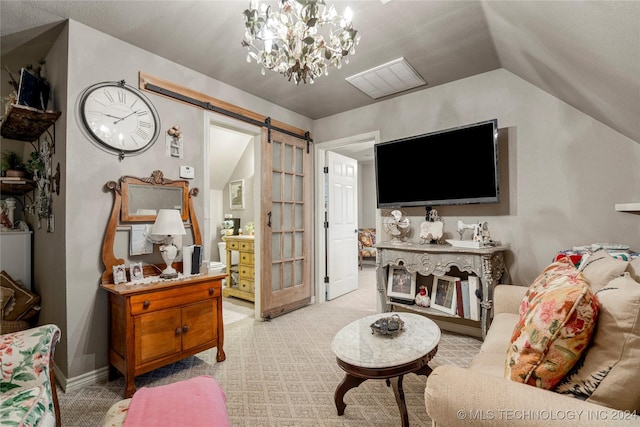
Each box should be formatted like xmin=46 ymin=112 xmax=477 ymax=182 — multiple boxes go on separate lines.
xmin=326 ymin=151 xmax=359 ymax=300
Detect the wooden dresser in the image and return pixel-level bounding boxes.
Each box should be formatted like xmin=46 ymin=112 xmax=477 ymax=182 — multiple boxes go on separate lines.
xmin=100 ymin=274 xmax=226 ymax=398
xmin=99 ymin=170 xmax=226 ymax=398
xmin=222 ymin=235 xmax=255 ymax=302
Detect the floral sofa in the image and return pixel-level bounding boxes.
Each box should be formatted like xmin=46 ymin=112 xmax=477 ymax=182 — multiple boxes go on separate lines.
xmin=425 ymin=249 xmax=640 ymax=426
xmin=0 ymin=324 xmax=61 ymax=427
xmin=358 ymin=228 xmax=376 ymax=269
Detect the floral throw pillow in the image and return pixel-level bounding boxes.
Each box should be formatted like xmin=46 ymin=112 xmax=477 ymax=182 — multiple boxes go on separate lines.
xmin=505 ymin=259 xmax=599 ymax=390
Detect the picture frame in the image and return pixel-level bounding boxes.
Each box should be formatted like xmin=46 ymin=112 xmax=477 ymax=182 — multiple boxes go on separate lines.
xmin=387 ymin=265 xmax=416 ymax=301
xmin=431 ymin=275 xmax=457 ymax=315
xmin=113 ymin=264 xmax=127 ymax=285
xmin=229 ymin=179 xmax=245 ymax=210
xmin=129 ymin=262 xmax=144 ymax=281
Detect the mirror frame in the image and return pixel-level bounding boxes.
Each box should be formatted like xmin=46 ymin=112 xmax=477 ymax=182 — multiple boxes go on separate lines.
xmin=100 ymin=170 xmax=202 ymax=284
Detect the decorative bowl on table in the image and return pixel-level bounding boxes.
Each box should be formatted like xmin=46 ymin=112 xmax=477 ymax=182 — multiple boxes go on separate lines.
xmin=370 ymin=314 xmax=405 ymax=336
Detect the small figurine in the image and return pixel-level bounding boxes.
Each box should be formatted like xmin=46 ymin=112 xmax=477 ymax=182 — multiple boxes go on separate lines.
xmin=167 ymin=124 xmax=182 ymax=138
xmin=415 ymin=285 xmax=431 ymax=307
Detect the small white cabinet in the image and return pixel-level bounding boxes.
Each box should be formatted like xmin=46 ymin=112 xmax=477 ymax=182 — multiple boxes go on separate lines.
xmin=0 ymin=231 xmax=32 ymax=289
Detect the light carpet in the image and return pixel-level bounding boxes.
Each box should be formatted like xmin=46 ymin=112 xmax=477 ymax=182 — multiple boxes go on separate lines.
xmin=58 ymin=265 xmax=482 ymax=426
xmin=223 ymin=298 xmax=255 ymax=326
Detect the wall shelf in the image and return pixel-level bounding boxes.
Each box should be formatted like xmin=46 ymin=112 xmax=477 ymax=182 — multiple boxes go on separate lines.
xmin=0 ymin=104 xmax=61 ymax=142
xmin=615 ymin=203 xmax=640 ymax=213
xmin=0 ymin=180 xmax=37 ymax=195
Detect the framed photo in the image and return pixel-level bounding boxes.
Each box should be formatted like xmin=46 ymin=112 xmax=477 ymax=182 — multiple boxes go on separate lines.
xmin=229 ymin=179 xmax=245 ymax=210
xmin=387 ymin=266 xmax=416 ymax=301
xmin=129 ymin=262 xmax=144 ymax=281
xmin=113 ymin=264 xmax=127 ymax=285
xmin=431 ymin=275 xmax=457 ymax=315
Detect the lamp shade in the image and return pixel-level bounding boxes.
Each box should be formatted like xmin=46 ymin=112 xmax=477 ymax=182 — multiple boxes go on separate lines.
xmin=151 ymin=209 xmax=186 ymax=236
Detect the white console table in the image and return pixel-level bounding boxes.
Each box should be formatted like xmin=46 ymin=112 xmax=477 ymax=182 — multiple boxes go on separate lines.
xmin=376 ymin=242 xmax=509 ymax=339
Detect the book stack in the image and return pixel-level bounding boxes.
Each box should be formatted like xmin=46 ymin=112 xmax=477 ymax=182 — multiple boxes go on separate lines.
xmin=454 ymin=276 xmax=482 ymax=321
xmin=182 ymin=244 xmax=202 ymax=276
xmin=0 ymin=176 xmax=29 ymax=185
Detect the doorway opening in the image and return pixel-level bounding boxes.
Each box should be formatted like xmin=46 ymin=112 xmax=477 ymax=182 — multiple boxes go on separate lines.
xmin=314 ymin=131 xmax=381 ymax=306
xmin=204 ymin=113 xmax=261 ymax=320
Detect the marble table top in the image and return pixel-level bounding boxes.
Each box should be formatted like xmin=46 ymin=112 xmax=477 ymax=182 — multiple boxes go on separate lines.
xmin=331 ymin=313 xmax=441 ymax=368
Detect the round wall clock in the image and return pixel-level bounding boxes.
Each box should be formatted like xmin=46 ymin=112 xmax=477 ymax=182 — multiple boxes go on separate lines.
xmin=79 ymin=80 xmax=160 ymax=159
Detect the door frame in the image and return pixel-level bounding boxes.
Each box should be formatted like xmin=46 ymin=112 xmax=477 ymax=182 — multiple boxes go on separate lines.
xmin=203 ymin=111 xmax=262 ymax=317
xmin=314 ymin=130 xmax=381 ymax=303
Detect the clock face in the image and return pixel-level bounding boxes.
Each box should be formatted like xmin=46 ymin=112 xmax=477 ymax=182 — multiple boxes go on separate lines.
xmin=80 ymin=82 xmax=160 ymax=155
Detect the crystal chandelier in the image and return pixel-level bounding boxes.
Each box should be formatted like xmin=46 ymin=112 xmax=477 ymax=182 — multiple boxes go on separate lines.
xmin=242 ymin=0 xmax=360 ymax=84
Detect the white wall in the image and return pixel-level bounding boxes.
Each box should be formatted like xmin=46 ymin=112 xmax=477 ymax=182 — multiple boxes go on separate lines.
xmin=221 ymin=141 xmax=255 ymax=233
xmin=358 ymin=162 xmax=376 ymax=228
xmin=314 ymin=69 xmax=640 ymax=287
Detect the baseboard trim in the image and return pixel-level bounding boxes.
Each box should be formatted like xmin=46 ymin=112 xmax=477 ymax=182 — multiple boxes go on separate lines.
xmin=53 ymin=363 xmax=109 ymax=393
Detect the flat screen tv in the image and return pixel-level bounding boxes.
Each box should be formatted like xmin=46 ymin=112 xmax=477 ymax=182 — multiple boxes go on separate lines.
xmin=375 ymin=119 xmax=499 ymax=208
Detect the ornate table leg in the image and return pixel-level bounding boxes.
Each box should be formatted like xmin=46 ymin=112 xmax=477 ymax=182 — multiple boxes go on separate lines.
xmin=390 ymin=375 xmax=409 ymax=427
xmin=334 ymin=373 xmax=367 ymax=415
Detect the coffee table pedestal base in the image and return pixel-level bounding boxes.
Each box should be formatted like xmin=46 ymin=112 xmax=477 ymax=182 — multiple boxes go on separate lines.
xmin=334 ymin=350 xmax=436 ymax=427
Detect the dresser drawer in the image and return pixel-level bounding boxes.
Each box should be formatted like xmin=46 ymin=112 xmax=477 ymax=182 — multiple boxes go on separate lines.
xmin=226 ymin=240 xmax=239 ymax=250
xmin=239 ymin=252 xmax=254 ymax=265
xmin=239 ymin=265 xmax=254 ymax=278
xmin=239 ymin=279 xmax=255 ymax=293
xmin=130 ymin=281 xmax=219 ymax=315
xmin=239 ymin=241 xmax=253 ymax=252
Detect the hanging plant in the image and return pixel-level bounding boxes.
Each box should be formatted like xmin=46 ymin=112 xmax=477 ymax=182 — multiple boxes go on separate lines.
xmin=25 ymin=150 xmax=46 ymax=179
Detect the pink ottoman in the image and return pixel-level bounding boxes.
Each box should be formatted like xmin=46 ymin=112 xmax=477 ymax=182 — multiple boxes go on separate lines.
xmin=101 ymin=376 xmax=230 ymax=427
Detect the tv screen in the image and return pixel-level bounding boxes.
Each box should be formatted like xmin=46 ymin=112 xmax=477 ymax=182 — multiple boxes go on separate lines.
xmin=375 ymin=119 xmax=499 ymax=208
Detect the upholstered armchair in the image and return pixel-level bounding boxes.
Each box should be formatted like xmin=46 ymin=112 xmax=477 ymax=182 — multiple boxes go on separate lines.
xmin=1 ymin=324 xmax=61 ymax=426
xmin=358 ymin=228 xmax=377 ymax=269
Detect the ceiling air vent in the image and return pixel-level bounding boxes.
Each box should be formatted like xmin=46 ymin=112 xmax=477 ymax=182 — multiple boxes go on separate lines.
xmin=345 ymin=57 xmax=426 ymax=99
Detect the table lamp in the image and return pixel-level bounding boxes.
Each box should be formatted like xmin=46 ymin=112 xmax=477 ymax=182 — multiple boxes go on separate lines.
xmin=151 ymin=209 xmax=186 ymax=278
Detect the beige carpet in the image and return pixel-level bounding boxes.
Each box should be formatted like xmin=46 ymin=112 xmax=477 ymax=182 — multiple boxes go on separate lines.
xmin=58 ymin=265 xmax=482 ymax=426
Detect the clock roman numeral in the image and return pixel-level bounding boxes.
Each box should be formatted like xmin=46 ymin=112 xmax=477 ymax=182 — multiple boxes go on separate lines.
xmin=136 ymin=110 xmax=149 ymax=117
xmin=104 ymin=90 xmax=114 ymax=103
xmin=135 ymin=128 xmax=149 ymax=140
xmin=130 ymin=136 xmax=140 ymax=146
xmin=118 ymin=90 xmax=126 ymax=104
xmin=131 ymin=99 xmax=138 ymax=108
xmin=139 ymin=121 xmax=152 ymax=128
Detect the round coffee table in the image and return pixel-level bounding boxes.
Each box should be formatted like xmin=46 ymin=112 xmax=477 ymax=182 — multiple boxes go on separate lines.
xmin=331 ymin=312 xmax=441 ymax=427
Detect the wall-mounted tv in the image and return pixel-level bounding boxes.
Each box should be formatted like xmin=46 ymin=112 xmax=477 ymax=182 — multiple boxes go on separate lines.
xmin=375 ymin=119 xmax=499 ymax=208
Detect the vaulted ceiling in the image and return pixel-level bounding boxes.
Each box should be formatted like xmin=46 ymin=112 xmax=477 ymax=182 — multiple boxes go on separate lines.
xmin=1 ymin=1 xmax=639 ymax=142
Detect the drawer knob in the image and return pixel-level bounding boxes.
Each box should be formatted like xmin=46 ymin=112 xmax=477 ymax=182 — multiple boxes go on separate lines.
xmin=175 ymin=327 xmax=182 ymax=335
xmin=209 ymin=288 xmax=214 ymax=295
xmin=143 ymin=300 xmax=151 ymax=309
xmin=182 ymin=325 xmax=190 ymax=333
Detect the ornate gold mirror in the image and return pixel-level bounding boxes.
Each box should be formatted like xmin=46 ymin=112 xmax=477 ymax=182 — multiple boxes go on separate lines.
xmin=100 ymin=170 xmax=201 ymax=284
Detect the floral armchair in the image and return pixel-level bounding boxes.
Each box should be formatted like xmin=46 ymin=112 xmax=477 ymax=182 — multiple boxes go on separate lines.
xmin=358 ymin=228 xmax=377 ymax=269
xmin=1 ymin=324 xmax=61 ymax=427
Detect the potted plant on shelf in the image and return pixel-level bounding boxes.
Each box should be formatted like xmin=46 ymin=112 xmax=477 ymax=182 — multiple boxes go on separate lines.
xmin=1 ymin=150 xmax=26 ymax=178
xmin=25 ymin=150 xmax=46 ymax=180
xmin=245 ymin=221 xmax=255 ymax=235
xmin=222 ymin=219 xmax=235 ymax=236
